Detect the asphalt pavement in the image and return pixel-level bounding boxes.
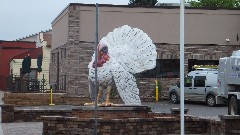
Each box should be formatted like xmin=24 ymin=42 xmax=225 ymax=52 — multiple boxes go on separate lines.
xmin=142 ymin=101 xmax=228 ymax=120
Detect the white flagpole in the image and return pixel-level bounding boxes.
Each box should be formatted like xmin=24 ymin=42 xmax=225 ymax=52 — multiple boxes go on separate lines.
xmin=180 ymin=0 xmax=185 ymax=135
xmin=94 ymin=3 xmax=99 ymax=135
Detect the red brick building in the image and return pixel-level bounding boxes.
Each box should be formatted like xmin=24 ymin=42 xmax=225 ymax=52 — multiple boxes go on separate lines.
xmin=0 ymin=41 xmax=36 ymax=90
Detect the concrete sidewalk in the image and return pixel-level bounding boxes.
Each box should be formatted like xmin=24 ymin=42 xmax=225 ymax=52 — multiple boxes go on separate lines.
xmin=0 ymin=91 xmax=4 ymax=135
xmin=0 ymin=91 xmax=43 ymax=135
xmin=2 ymin=122 xmax=42 ymax=135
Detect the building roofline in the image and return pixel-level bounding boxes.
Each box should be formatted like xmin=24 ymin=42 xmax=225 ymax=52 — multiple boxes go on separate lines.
xmin=15 ymin=29 xmax=52 ymax=41
xmin=51 ymin=3 xmax=70 ymax=25
xmin=68 ymin=3 xmax=240 ymax=10
xmin=0 ymin=40 xmax=35 ymax=43
xmin=11 ymin=47 xmax=42 ymax=60
xmin=51 ymin=3 xmax=240 ymax=26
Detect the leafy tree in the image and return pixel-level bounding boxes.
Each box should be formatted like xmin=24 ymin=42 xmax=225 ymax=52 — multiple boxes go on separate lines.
xmin=188 ymin=0 xmax=240 ymax=8
xmin=129 ymin=0 xmax=158 ymax=6
xmin=37 ymin=54 xmax=43 ymax=73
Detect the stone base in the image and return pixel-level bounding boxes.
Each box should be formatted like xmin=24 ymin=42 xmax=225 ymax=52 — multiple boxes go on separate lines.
xmin=41 ymin=114 xmax=221 ymax=135
xmin=2 ymin=104 xmax=151 ymax=122
xmin=72 ymin=105 xmax=151 ymax=119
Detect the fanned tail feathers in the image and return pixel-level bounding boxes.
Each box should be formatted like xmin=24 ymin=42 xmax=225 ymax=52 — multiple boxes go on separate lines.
xmin=100 ymin=25 xmax=157 ymax=74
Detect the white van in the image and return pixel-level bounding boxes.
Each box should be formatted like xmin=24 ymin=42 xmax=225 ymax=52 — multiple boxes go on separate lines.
xmin=168 ymin=68 xmax=218 ymax=107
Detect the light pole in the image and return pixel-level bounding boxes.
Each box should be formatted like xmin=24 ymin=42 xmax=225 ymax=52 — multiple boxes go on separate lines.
xmin=180 ymin=0 xmax=185 ymax=135
xmin=94 ymin=3 xmax=99 ymax=135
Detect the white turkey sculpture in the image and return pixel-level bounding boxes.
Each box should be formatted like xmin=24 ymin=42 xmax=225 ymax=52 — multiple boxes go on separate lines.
xmin=85 ymin=25 xmax=157 ymax=106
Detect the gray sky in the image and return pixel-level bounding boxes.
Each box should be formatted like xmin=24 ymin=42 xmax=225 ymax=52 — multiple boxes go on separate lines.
xmin=0 ymin=0 xmax=179 ymax=41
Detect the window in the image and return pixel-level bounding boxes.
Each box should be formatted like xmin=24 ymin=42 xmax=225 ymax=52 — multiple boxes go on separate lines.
xmin=194 ymin=76 xmax=206 ymax=87
xmin=188 ymin=59 xmax=219 ymax=72
xmin=184 ymin=76 xmax=193 ymax=87
xmin=157 ymin=59 xmax=180 ymax=78
xmin=51 ymin=53 xmax=55 ymax=62
xmin=21 ymin=69 xmax=38 ymax=80
xmin=135 ymin=59 xmax=180 ymax=78
xmin=60 ymin=48 xmax=66 ymax=59
xmin=64 ymin=48 xmax=66 ymax=58
xmin=61 ymin=49 xmax=63 ymax=59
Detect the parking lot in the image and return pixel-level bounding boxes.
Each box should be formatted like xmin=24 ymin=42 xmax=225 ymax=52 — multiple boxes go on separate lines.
xmin=143 ymin=101 xmax=228 ymax=120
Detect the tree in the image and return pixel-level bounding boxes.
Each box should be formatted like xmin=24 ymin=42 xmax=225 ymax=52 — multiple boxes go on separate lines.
xmin=21 ymin=55 xmax=31 ymax=74
xmin=37 ymin=54 xmax=43 ymax=73
xmin=188 ymin=0 xmax=240 ymax=8
xmin=25 ymin=54 xmax=31 ymax=74
xmin=129 ymin=0 xmax=158 ymax=6
xmin=21 ymin=56 xmax=27 ymax=74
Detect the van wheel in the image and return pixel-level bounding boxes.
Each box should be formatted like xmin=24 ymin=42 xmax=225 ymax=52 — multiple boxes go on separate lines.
xmin=170 ymin=92 xmax=178 ymax=104
xmin=228 ymin=96 xmax=240 ymax=115
xmin=206 ymin=95 xmax=216 ymax=107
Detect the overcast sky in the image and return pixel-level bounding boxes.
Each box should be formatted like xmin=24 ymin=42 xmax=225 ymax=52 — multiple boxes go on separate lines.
xmin=0 ymin=0 xmax=180 ymax=41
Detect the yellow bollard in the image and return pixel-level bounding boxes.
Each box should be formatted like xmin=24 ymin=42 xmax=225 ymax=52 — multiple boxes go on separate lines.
xmin=49 ymin=87 xmax=55 ymax=106
xmin=155 ymin=79 xmax=158 ymax=102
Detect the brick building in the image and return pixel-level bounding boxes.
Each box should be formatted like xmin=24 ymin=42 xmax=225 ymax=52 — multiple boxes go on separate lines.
xmin=50 ymin=4 xmax=240 ymax=97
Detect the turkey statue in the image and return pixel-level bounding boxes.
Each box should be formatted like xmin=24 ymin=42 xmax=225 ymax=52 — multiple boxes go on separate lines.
xmin=85 ymin=25 xmax=157 ymax=106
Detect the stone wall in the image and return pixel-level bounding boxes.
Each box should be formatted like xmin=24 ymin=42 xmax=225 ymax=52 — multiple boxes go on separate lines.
xmin=50 ymin=34 xmax=240 ymax=98
xmin=220 ymin=115 xmax=240 ymax=135
xmin=41 ymin=115 xmax=221 ymax=135
xmin=3 ymin=92 xmax=66 ymax=106
xmin=137 ymin=44 xmax=240 ymax=97
xmin=3 ymin=101 xmax=240 ymax=135
xmin=2 ymin=103 xmax=221 ymax=134
xmin=49 ymin=43 xmax=68 ymax=91
xmin=3 ymin=92 xmax=156 ymax=107
xmin=1 ymin=104 xmax=150 ymax=123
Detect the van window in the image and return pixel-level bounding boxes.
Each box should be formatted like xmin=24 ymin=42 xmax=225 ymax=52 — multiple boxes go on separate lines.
xmin=194 ymin=76 xmax=206 ymax=87
xmin=184 ymin=76 xmax=192 ymax=87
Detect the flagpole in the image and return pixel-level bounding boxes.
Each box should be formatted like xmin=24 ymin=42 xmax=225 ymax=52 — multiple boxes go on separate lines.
xmin=180 ymin=0 xmax=185 ymax=135
xmin=94 ymin=3 xmax=99 ymax=135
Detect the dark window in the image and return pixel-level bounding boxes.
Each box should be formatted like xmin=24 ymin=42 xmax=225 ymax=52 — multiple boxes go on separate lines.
xmin=184 ymin=76 xmax=193 ymax=87
xmin=64 ymin=48 xmax=66 ymax=58
xmin=194 ymin=76 xmax=206 ymax=87
xmin=136 ymin=59 xmax=180 ymax=78
xmin=51 ymin=53 xmax=55 ymax=62
xmin=21 ymin=68 xmax=38 ymax=80
xmin=61 ymin=49 xmax=63 ymax=59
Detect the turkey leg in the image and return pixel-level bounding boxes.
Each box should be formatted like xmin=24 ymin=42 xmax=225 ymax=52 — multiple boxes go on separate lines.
xmin=103 ymin=85 xmax=113 ymax=106
xmin=97 ymin=86 xmax=103 ymax=103
xmin=84 ymin=86 xmax=103 ymax=106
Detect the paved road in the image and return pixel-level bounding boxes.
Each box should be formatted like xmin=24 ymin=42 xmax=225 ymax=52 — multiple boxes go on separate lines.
xmin=142 ymin=101 xmax=228 ymax=120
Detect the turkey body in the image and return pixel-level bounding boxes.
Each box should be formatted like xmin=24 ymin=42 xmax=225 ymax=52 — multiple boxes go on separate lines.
xmin=88 ymin=60 xmax=113 ymax=87
xmin=87 ymin=25 xmax=157 ymax=106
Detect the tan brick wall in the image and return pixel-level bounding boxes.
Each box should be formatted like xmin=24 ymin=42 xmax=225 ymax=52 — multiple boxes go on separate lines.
xmin=50 ymin=42 xmax=239 ymax=99
xmin=50 ymin=2 xmax=240 ymax=98
xmin=42 ymin=115 xmax=221 ymax=135
xmin=3 ymin=92 xmax=66 ymax=106
xmin=2 ymin=92 xmax=126 ymax=106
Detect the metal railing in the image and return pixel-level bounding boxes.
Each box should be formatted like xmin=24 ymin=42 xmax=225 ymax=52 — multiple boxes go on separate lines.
xmin=7 ymin=74 xmax=66 ymax=93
